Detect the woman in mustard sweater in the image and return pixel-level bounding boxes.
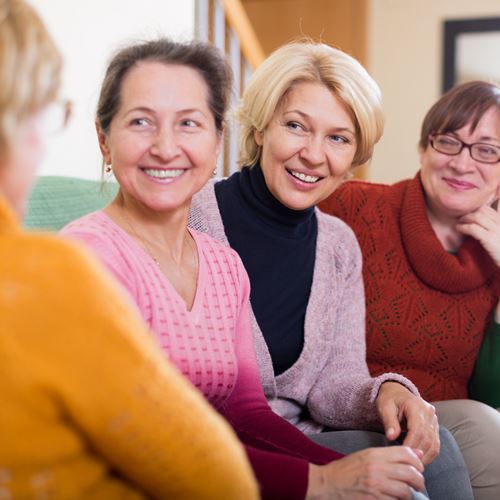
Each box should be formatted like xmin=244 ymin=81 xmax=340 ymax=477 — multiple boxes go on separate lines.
xmin=0 ymin=1 xmax=258 ymax=498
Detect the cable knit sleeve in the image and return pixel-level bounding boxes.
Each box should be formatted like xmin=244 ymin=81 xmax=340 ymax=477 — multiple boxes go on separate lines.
xmin=220 ymin=255 xmax=342 ymax=499
xmin=306 ymin=212 xmax=419 ymax=430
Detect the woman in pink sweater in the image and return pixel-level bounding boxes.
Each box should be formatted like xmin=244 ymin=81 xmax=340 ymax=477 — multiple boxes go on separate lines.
xmin=63 ymin=38 xmax=432 ymax=499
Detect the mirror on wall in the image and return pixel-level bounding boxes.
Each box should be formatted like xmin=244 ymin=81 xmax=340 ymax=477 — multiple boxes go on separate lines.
xmin=443 ymin=17 xmax=500 ymax=93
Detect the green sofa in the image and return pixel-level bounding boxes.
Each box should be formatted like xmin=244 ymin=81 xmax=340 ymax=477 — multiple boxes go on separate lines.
xmin=24 ymin=176 xmax=118 ymax=231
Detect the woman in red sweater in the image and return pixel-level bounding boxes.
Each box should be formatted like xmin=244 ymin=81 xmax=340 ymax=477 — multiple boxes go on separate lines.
xmin=320 ymin=80 xmax=500 ymax=500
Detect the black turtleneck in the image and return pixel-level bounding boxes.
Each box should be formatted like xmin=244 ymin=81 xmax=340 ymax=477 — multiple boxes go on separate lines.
xmin=214 ymin=164 xmax=318 ymax=375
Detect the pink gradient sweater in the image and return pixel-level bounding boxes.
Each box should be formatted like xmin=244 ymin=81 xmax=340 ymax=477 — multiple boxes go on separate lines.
xmin=61 ymin=211 xmax=342 ymax=499
xmin=188 ymin=181 xmax=419 ymax=434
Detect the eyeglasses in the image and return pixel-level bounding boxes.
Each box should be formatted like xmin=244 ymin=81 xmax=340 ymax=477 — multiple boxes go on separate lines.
xmin=429 ymin=133 xmax=500 ymax=164
xmin=43 ymin=100 xmax=72 ymax=135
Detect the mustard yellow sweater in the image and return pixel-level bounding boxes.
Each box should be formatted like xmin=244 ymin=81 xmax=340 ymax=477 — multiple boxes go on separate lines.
xmin=0 ymin=197 xmax=258 ymax=499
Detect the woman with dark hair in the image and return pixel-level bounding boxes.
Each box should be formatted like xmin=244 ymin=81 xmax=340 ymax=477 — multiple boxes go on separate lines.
xmin=0 ymin=1 xmax=258 ymax=498
xmin=320 ymin=80 xmax=500 ymax=499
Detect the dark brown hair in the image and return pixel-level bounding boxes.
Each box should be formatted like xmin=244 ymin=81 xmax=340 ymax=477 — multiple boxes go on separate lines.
xmin=419 ymin=80 xmax=500 ymax=150
xmin=96 ymin=38 xmax=232 ymax=135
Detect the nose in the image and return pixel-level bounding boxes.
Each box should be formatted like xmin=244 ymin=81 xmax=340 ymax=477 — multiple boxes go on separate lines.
xmin=149 ymin=125 xmax=180 ymax=160
xmin=300 ymin=135 xmax=325 ymax=166
xmin=449 ymin=146 xmax=475 ymax=173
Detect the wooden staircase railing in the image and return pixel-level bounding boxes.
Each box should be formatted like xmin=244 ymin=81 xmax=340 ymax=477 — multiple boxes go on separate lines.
xmin=195 ymin=0 xmax=265 ymax=176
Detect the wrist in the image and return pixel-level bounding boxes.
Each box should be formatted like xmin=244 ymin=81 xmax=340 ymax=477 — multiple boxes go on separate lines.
xmin=306 ymin=464 xmax=326 ymax=499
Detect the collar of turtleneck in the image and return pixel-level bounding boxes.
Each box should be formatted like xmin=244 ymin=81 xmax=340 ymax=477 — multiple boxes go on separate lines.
xmin=234 ymin=163 xmax=315 ymax=233
xmin=401 ymin=172 xmax=499 ymax=293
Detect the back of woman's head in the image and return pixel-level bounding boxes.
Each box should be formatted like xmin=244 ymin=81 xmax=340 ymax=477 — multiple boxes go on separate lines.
xmin=0 ymin=0 xmax=62 ymax=154
xmin=419 ymin=80 xmax=500 ymax=150
xmin=236 ymin=41 xmax=384 ymax=168
xmin=97 ymin=38 xmax=232 ymax=136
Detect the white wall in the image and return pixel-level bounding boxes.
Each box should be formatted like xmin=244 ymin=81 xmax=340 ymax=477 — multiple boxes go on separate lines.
xmin=29 ymin=0 xmax=195 ymax=180
xmin=367 ymin=0 xmax=500 ymax=183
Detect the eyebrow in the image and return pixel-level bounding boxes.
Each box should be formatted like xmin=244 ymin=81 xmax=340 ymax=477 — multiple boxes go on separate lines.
xmin=283 ymin=109 xmax=356 ymax=135
xmin=449 ymin=131 xmax=500 ymax=144
xmin=123 ymin=106 xmax=209 ymax=119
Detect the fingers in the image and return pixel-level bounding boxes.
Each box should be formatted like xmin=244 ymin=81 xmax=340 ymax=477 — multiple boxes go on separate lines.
xmin=360 ymin=447 xmax=425 ymax=497
xmin=377 ymin=398 xmax=402 ymax=441
xmin=401 ymin=400 xmax=440 ymax=465
xmin=320 ymin=446 xmax=426 ymax=499
xmin=456 ymin=205 xmax=500 ymax=266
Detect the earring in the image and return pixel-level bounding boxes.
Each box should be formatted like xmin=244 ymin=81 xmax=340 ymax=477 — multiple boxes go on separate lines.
xmin=213 ymin=168 xmax=217 ymax=176
xmin=105 ymin=165 xmax=112 ymax=173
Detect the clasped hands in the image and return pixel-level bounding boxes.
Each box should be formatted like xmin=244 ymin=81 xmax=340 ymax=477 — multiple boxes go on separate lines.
xmin=306 ymin=382 xmax=437 ymax=499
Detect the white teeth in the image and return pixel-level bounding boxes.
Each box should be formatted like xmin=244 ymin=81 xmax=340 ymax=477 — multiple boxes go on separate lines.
xmin=143 ymin=168 xmax=184 ymax=179
xmin=289 ymin=170 xmax=320 ymax=183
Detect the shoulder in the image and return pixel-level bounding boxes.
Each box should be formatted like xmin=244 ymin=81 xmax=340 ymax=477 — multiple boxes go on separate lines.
xmin=189 ymin=180 xmax=230 ymax=245
xmin=189 ymin=181 xmax=218 ymax=230
xmin=61 ymin=210 xmax=114 ymax=235
xmin=315 ymin=209 xmax=363 ymax=276
xmin=4 ymin=229 xmax=119 ymax=295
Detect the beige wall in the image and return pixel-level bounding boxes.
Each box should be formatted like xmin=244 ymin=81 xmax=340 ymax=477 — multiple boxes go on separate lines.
xmin=367 ymin=0 xmax=500 ymax=183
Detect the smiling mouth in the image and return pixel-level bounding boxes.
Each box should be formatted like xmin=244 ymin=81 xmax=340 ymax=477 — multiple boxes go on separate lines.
xmin=286 ymin=168 xmax=321 ymax=184
xmin=142 ymin=168 xmax=185 ymax=179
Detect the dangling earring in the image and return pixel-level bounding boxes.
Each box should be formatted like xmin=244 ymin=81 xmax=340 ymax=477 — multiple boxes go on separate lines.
xmin=105 ymin=165 xmax=112 ymax=173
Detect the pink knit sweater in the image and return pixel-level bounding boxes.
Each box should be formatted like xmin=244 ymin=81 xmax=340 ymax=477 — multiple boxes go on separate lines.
xmin=189 ymin=181 xmax=420 ymax=433
xmin=61 ymin=211 xmax=342 ymax=499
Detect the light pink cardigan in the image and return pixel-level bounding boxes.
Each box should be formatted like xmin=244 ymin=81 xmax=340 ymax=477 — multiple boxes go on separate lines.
xmin=189 ymin=181 xmax=419 ymax=434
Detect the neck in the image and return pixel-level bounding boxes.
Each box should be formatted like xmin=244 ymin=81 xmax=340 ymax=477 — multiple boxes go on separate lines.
xmin=106 ymin=191 xmax=191 ymax=263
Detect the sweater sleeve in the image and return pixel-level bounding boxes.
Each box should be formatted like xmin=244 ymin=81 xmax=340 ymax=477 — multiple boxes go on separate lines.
xmin=469 ymin=318 xmax=500 ymax=408
xmin=307 ymin=215 xmax=419 ymax=430
xmin=16 ymin=239 xmax=258 ymax=499
xmin=220 ymin=259 xmax=342 ymax=499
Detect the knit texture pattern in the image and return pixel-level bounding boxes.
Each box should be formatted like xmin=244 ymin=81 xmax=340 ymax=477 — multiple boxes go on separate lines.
xmin=62 ymin=212 xmax=242 ymax=408
xmin=319 ymin=174 xmax=500 ymax=401
xmin=0 ymin=197 xmax=258 ymax=500
xmin=189 ymin=180 xmax=419 ymax=434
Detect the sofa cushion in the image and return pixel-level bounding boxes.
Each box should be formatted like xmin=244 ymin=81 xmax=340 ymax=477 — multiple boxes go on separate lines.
xmin=24 ymin=176 xmax=117 ymax=231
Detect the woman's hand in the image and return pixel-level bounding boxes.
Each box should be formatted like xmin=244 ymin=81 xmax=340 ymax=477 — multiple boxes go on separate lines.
xmin=456 ymin=203 xmax=500 ymax=267
xmin=307 ymin=446 xmax=425 ymax=499
xmin=456 ymin=204 xmax=500 ymax=323
xmin=375 ymin=382 xmax=439 ymax=465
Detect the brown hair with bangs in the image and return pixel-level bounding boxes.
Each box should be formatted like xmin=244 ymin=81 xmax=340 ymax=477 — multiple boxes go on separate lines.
xmin=419 ymin=80 xmax=500 ymax=151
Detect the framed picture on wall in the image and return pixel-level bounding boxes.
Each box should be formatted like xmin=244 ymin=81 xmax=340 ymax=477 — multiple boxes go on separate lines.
xmin=442 ymin=17 xmax=500 ymax=93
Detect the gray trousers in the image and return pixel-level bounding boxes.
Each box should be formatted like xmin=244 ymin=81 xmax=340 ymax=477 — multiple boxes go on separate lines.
xmin=434 ymin=400 xmax=500 ymax=500
xmin=309 ymin=426 xmax=473 ymax=500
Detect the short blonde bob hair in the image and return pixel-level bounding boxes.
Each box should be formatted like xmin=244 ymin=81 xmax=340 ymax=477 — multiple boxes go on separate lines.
xmin=236 ymin=42 xmax=384 ymax=168
xmin=0 ymin=0 xmax=62 ymax=155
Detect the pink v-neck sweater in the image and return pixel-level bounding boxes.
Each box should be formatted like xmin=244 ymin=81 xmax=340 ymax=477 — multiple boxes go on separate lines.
xmin=62 ymin=211 xmax=341 ymax=499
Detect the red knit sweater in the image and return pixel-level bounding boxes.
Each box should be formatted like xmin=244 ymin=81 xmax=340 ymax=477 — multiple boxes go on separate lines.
xmin=319 ymin=173 xmax=500 ymax=401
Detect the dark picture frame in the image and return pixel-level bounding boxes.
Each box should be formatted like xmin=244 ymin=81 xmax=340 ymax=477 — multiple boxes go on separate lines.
xmin=442 ymin=17 xmax=500 ymax=93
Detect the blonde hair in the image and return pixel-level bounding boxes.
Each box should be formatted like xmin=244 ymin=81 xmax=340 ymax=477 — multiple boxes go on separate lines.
xmin=236 ymin=42 xmax=384 ymax=168
xmin=0 ymin=0 xmax=62 ymax=155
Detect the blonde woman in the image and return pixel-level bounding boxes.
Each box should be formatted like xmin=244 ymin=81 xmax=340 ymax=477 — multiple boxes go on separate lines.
xmin=0 ymin=1 xmax=258 ymax=498
xmin=188 ymin=42 xmax=473 ymax=499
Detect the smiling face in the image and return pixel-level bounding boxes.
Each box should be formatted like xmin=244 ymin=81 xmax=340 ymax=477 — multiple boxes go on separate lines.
xmin=99 ymin=61 xmax=221 ymax=215
xmin=255 ymin=81 xmax=357 ymax=211
xmin=420 ymin=106 xmax=500 ymax=219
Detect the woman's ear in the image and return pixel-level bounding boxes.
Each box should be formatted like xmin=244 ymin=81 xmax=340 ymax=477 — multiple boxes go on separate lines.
xmin=95 ymin=121 xmax=111 ymax=165
xmin=254 ymin=129 xmax=263 ymax=146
